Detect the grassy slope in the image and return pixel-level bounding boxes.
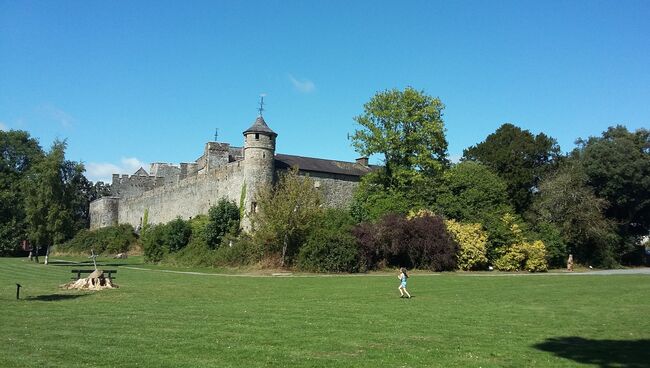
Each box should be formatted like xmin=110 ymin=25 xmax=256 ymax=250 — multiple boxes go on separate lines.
xmin=1 ymin=257 xmax=648 ymax=367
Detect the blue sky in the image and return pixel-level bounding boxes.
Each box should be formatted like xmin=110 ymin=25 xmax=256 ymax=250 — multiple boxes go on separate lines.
xmin=1 ymin=0 xmax=649 ymax=183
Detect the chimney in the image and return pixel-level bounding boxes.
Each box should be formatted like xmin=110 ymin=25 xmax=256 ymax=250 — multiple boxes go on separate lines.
xmin=356 ymin=157 xmax=369 ymax=166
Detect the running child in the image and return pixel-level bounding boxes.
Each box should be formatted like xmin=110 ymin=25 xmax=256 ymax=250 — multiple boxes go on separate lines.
xmin=398 ymin=267 xmax=411 ymax=298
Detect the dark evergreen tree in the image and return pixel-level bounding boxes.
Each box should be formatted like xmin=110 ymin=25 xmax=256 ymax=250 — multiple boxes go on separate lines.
xmin=463 ymin=123 xmax=561 ymax=213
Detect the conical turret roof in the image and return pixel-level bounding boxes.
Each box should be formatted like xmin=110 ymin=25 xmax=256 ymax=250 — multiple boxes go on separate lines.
xmin=243 ymin=115 xmax=277 ymax=137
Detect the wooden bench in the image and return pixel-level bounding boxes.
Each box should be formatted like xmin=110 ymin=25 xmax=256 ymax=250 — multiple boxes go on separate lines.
xmin=71 ymin=269 xmax=117 ymax=280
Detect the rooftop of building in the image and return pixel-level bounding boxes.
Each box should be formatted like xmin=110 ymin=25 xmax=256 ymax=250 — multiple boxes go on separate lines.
xmin=243 ymin=115 xmax=277 ymax=137
xmin=275 ymin=153 xmax=375 ymax=177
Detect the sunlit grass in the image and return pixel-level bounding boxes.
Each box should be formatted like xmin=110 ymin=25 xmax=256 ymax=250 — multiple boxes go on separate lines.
xmin=1 ymin=257 xmax=648 ymax=367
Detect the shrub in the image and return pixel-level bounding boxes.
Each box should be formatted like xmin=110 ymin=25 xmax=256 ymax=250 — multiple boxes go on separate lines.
xmin=187 ymin=214 xmax=209 ymax=248
xmin=165 ymin=240 xmax=215 ymax=267
xmin=352 ymin=221 xmax=380 ymax=271
xmin=524 ymin=240 xmax=548 ymax=272
xmin=405 ymin=215 xmax=458 ymax=271
xmin=297 ymin=209 xmax=359 ymax=273
xmin=445 ymin=220 xmax=488 ymax=270
xmin=495 ymin=240 xmax=548 ymax=272
xmin=213 ymin=234 xmax=260 ymax=266
xmin=484 ymin=213 xmax=529 ymax=263
xmin=353 ymin=213 xmax=459 ymax=271
xmin=165 ymin=217 xmax=191 ymax=252
xmin=534 ymin=222 xmax=568 ymax=268
xmin=56 ymin=224 xmax=136 ymax=255
xmin=143 ymin=224 xmax=167 ymax=263
xmin=494 ymin=243 xmax=527 ymax=271
xmin=206 ymin=199 xmax=240 ymax=249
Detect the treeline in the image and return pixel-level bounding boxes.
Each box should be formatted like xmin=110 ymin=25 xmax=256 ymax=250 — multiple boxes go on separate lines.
xmin=2 ymin=87 xmax=649 ymax=271
xmin=0 ymin=131 xmax=110 ymax=257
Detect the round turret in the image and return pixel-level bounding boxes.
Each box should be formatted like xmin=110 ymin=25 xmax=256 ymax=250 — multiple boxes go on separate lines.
xmin=242 ymin=115 xmax=277 ymax=229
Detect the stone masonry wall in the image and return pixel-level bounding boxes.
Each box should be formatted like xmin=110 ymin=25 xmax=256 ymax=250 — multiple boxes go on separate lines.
xmin=89 ymin=197 xmax=119 ymax=229
xmin=118 ymin=161 xmax=245 ymax=228
xmin=293 ymin=170 xmax=360 ymax=208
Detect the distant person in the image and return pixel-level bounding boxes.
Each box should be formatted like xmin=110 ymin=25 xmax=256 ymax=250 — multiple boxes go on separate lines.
xmin=567 ymin=254 xmax=574 ymax=272
xmin=398 ymin=267 xmax=411 ymax=298
xmin=31 ymin=244 xmax=39 ymax=263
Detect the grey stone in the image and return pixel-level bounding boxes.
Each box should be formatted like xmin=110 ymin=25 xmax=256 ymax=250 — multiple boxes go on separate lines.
xmin=90 ymin=115 xmax=371 ymax=232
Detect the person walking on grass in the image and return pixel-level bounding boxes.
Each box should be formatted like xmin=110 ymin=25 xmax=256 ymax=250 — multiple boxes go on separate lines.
xmin=398 ymin=267 xmax=411 ymax=298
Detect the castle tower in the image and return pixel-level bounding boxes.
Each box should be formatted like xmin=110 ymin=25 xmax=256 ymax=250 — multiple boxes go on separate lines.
xmin=242 ymin=114 xmax=277 ymax=229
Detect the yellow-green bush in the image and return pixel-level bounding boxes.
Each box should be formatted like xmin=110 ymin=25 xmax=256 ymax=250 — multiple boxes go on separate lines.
xmin=407 ymin=208 xmax=436 ymax=220
xmin=445 ymin=219 xmax=488 ymax=270
xmin=495 ymin=240 xmax=548 ymax=272
xmin=523 ymin=240 xmax=548 ymax=272
xmin=494 ymin=243 xmax=526 ymax=271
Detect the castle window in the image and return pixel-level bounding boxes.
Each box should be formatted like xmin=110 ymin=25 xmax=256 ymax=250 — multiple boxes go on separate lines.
xmin=255 ymin=133 xmax=259 ymax=140
xmin=251 ymin=201 xmax=258 ymax=213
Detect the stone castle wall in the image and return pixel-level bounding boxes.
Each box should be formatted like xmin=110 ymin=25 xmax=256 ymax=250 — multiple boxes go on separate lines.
xmin=89 ymin=197 xmax=120 ymax=229
xmin=303 ymin=171 xmax=360 ymax=208
xmin=89 ymin=120 xmax=366 ymax=231
xmin=91 ymin=166 xmax=361 ymax=230
xmin=117 ymin=161 xmax=245 ymax=228
xmin=111 ymin=173 xmax=161 ymax=198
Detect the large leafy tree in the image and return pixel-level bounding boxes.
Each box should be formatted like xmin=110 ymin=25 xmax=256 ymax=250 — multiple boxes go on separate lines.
xmin=574 ymin=126 xmax=650 ymax=242
xmin=1 ymin=131 xmax=106 ymax=256
xmin=0 ymin=130 xmax=44 ymax=255
xmin=24 ymin=140 xmax=86 ymax=262
xmin=351 ymin=87 xmax=449 ymax=191
xmin=434 ymin=161 xmax=521 ymax=261
xmin=463 ymin=123 xmax=561 ymax=213
xmin=252 ymin=168 xmax=323 ymax=267
xmin=66 ymin=161 xmax=106 ymax=231
xmin=434 ymin=161 xmax=513 ymax=224
xmin=531 ymin=162 xmax=618 ymax=267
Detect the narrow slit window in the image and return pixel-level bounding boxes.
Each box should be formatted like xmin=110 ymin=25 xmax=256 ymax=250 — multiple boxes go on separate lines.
xmin=255 ymin=133 xmax=259 ymax=140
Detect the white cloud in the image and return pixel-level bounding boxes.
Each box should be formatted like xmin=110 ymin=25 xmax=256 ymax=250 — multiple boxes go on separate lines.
xmin=85 ymin=157 xmax=148 ymax=183
xmin=0 ymin=121 xmax=7 ymax=131
xmin=289 ymin=74 xmax=315 ymax=93
xmin=37 ymin=103 xmax=74 ymax=128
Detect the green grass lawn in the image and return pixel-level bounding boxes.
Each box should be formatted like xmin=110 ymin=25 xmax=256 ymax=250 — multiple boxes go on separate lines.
xmin=1 ymin=257 xmax=648 ymax=367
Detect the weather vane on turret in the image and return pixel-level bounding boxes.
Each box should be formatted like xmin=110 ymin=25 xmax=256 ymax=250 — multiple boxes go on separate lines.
xmin=214 ymin=128 xmax=218 ymax=142
xmin=258 ymin=94 xmax=266 ymax=117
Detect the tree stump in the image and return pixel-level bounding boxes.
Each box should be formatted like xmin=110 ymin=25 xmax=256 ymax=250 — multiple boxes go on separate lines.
xmin=61 ymin=269 xmax=118 ymax=290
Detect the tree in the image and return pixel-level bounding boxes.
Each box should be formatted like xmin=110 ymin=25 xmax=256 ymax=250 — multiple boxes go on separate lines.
xmin=351 ymin=87 xmax=449 ymax=191
xmin=531 ymin=162 xmax=618 ymax=266
xmin=252 ymin=168 xmax=323 ymax=267
xmin=64 ymin=160 xmax=96 ymax=232
xmin=433 ymin=161 xmax=529 ymax=262
xmin=350 ymin=180 xmax=416 ymax=222
xmin=574 ymin=126 xmax=650 ymax=262
xmin=434 ymin=161 xmax=513 ymax=224
xmin=297 ymin=209 xmax=360 ymax=273
xmin=165 ymin=217 xmax=192 ymax=252
xmin=24 ymin=141 xmax=76 ymax=263
xmin=205 ymin=199 xmax=240 ymax=249
xmin=463 ymin=123 xmax=561 ymax=213
xmin=0 ymin=130 xmax=44 ymax=255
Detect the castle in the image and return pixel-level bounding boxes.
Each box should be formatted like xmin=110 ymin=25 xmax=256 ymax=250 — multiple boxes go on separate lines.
xmin=89 ymin=115 xmax=373 ymax=230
